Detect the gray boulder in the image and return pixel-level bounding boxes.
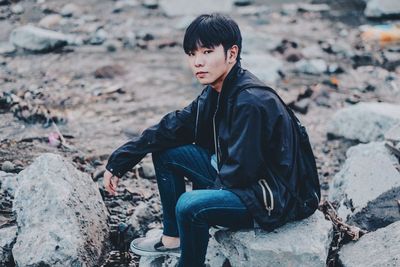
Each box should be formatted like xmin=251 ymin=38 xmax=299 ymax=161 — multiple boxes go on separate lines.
xmin=214 ymin=211 xmax=332 ymax=266
xmin=12 ymin=153 xmax=109 ymax=267
xmin=327 ymin=102 xmax=400 ymax=142
xmin=159 ymin=0 xmax=232 ymax=17
xmin=329 ymin=142 xmax=400 ymax=221
xmin=347 ymin=186 xmax=400 ymax=231
xmin=339 ymin=221 xmax=400 ymax=267
xmin=241 ymin=54 xmax=283 ymax=84
xmin=364 ymin=0 xmax=400 ymax=19
xmin=10 ymin=25 xmax=71 ymax=52
xmin=0 ymin=226 xmax=17 ymax=266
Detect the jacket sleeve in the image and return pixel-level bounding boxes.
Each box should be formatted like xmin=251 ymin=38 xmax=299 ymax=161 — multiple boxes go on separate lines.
xmin=218 ymin=100 xmax=279 ymax=188
xmin=106 ymin=95 xmax=199 ymax=177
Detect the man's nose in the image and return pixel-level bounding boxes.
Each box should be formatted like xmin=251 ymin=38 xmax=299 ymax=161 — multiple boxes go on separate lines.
xmin=194 ymin=55 xmax=204 ymax=67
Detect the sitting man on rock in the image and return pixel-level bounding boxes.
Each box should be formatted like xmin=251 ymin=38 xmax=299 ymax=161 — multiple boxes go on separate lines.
xmin=104 ymin=13 xmax=321 ymax=267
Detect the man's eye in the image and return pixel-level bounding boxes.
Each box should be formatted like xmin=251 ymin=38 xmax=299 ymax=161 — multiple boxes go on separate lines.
xmin=204 ymin=50 xmax=213 ymax=54
xmin=188 ymin=52 xmax=195 ymax=56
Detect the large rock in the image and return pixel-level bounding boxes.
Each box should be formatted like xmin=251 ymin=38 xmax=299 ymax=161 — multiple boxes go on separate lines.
xmin=338 ymin=221 xmax=400 ymax=266
xmin=364 ymin=0 xmax=400 ymax=19
xmin=159 ymin=0 xmax=232 ymax=17
xmin=214 ymin=211 xmax=332 ymax=266
xmin=0 ymin=226 xmax=17 ymax=266
xmin=241 ymin=54 xmax=283 ymax=84
xmin=329 ymin=142 xmax=400 ymax=221
xmin=12 ymin=153 xmax=109 ymax=267
xmin=327 ymin=102 xmax=400 ymax=142
xmin=10 ymin=25 xmax=71 ymax=52
xmin=347 ymin=186 xmax=400 ymax=232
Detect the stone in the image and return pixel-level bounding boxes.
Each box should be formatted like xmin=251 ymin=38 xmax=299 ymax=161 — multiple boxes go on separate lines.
xmin=0 ymin=171 xmax=18 ymax=196
xmin=0 ymin=226 xmax=17 ymax=266
xmin=291 ymin=98 xmax=311 ymax=114
xmin=347 ymin=186 xmax=400 ymax=232
xmin=295 ymin=59 xmax=327 ymax=75
xmin=0 ymin=41 xmax=16 ymax=55
xmin=206 ymin=228 xmax=229 ymax=267
xmin=327 ymin=102 xmax=400 ymax=142
xmin=143 ymin=0 xmax=158 ymax=9
xmin=241 ymin=54 xmax=283 ymax=84
xmin=364 ymin=0 xmax=400 ymax=19
xmin=234 ymin=0 xmax=252 ymax=6
xmin=214 ymin=211 xmax=332 ymax=266
xmin=38 ymin=14 xmax=62 ymax=29
xmin=10 ymin=3 xmax=24 ymax=14
xmin=300 ymin=44 xmax=325 ymax=58
xmin=1 ymin=160 xmax=15 ymax=172
xmin=329 ymin=142 xmax=400 ymax=221
xmin=60 ymin=3 xmax=81 ymax=17
xmin=12 ymin=153 xmax=109 ymax=267
xmin=129 ymin=201 xmax=157 ymax=235
xmin=338 ymin=221 xmax=400 ymax=266
xmin=159 ymin=0 xmax=232 ymax=17
xmin=297 ymin=3 xmax=330 ymax=12
xmin=10 ymin=25 xmax=71 ymax=52
xmin=113 ymin=0 xmax=140 ymax=12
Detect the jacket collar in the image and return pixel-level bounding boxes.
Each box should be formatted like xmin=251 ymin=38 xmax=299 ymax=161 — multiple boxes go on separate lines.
xmin=217 ymin=62 xmax=241 ymax=105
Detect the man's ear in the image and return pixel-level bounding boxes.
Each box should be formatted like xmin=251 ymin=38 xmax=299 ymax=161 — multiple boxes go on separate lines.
xmin=228 ymin=45 xmax=239 ymax=64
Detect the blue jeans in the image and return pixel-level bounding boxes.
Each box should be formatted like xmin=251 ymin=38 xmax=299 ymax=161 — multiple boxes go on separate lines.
xmin=152 ymin=144 xmax=253 ymax=267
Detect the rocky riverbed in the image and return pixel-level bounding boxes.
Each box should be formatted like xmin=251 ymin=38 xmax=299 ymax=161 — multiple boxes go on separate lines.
xmin=0 ymin=0 xmax=399 ymax=266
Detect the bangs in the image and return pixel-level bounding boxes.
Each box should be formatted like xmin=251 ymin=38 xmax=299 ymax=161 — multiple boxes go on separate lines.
xmin=183 ymin=14 xmax=242 ymax=61
xmin=183 ymin=18 xmax=223 ymax=53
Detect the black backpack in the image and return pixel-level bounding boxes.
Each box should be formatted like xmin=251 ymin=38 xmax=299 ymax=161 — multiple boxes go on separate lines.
xmin=251 ymin=85 xmax=321 ymax=220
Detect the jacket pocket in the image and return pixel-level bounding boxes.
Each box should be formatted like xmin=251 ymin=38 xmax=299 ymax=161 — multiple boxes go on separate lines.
xmin=258 ymin=179 xmax=274 ymax=216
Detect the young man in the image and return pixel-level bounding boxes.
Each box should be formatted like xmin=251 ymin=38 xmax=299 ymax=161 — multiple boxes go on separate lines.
xmin=104 ymin=13 xmax=320 ymax=267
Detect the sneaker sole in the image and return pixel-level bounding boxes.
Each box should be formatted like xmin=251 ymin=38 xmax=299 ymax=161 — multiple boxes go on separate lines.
xmin=130 ymin=243 xmax=181 ymax=257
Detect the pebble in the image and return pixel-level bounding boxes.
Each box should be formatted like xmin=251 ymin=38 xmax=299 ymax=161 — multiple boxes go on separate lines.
xmin=38 ymin=14 xmax=62 ymax=29
xmin=10 ymin=4 xmax=24 ymax=14
xmin=60 ymin=3 xmax=81 ymax=17
xmin=1 ymin=161 xmax=15 ymax=172
xmin=143 ymin=0 xmax=158 ymax=9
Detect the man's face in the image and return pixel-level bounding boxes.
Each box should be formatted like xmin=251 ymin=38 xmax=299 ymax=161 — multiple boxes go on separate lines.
xmin=187 ymin=44 xmax=231 ymax=90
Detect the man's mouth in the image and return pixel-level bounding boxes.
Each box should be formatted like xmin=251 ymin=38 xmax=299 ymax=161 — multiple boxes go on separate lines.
xmin=196 ymin=71 xmax=208 ymax=77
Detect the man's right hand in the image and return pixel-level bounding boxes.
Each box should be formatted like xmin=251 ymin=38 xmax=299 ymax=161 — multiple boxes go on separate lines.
xmin=104 ymin=170 xmax=120 ymax=196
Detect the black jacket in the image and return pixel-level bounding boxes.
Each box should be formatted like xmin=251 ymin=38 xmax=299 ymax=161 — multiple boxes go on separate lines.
xmin=106 ymin=63 xmax=318 ymax=231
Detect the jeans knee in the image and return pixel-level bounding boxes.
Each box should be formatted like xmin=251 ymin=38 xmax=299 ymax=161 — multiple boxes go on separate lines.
xmin=176 ymin=192 xmax=196 ymax=222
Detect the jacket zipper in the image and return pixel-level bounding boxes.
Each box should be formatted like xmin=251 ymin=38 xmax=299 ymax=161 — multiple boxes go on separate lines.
xmin=213 ymin=93 xmax=221 ymax=174
xmin=194 ymin=98 xmax=201 ymax=143
xmin=258 ymin=179 xmax=274 ymax=216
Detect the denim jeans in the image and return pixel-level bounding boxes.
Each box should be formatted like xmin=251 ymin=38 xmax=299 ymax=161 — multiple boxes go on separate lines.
xmin=152 ymin=144 xmax=253 ymax=267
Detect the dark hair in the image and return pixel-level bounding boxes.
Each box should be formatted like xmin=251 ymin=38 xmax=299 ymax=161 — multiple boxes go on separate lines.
xmin=183 ymin=13 xmax=242 ymax=62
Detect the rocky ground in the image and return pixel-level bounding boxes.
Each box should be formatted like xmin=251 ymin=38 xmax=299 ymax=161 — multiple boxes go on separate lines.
xmin=0 ymin=0 xmax=399 ymax=266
